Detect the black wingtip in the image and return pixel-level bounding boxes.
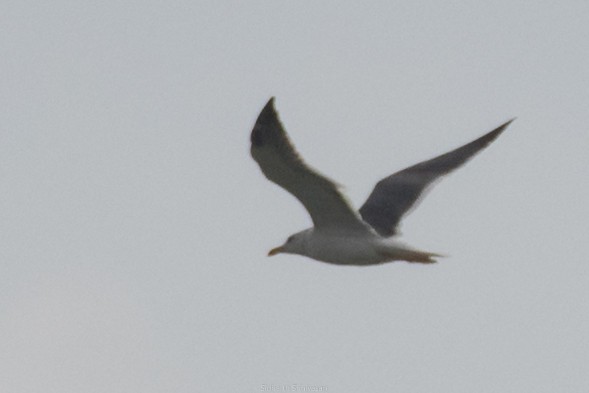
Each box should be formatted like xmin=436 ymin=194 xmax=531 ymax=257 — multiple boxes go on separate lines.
xmin=258 ymin=97 xmax=278 ymax=122
xmin=251 ymin=97 xmax=280 ymax=147
xmin=502 ymin=117 xmax=516 ymax=128
xmin=482 ymin=118 xmax=516 ymax=144
xmin=259 ymin=97 xmax=276 ymax=116
xmin=497 ymin=117 xmax=516 ymax=132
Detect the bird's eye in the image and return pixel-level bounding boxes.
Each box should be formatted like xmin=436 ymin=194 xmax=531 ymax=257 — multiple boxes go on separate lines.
xmin=287 ymin=235 xmax=294 ymax=243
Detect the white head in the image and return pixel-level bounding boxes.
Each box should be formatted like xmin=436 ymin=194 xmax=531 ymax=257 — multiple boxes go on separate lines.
xmin=268 ymin=229 xmax=311 ymax=257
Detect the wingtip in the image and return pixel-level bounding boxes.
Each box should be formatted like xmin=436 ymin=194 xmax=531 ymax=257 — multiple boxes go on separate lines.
xmin=259 ymin=97 xmax=278 ymax=118
xmin=504 ymin=117 xmax=517 ymax=127
xmin=251 ymin=97 xmax=281 ymax=147
xmin=263 ymin=96 xmax=276 ymax=111
xmin=487 ymin=117 xmax=516 ymax=139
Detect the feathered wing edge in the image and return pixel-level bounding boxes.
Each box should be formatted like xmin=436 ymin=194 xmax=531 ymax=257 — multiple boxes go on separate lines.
xmin=250 ymin=98 xmax=370 ymax=233
xmin=359 ymin=119 xmax=515 ymax=237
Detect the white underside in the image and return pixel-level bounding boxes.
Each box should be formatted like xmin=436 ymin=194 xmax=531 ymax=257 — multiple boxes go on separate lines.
xmin=301 ymin=230 xmax=439 ymax=265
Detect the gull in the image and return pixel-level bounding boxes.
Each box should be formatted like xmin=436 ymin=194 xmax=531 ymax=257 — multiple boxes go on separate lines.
xmin=250 ymin=98 xmax=513 ymax=265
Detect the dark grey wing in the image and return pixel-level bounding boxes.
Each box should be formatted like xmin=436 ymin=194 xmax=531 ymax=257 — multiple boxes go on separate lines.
xmin=251 ymin=98 xmax=371 ymax=234
xmin=359 ymin=119 xmax=514 ymax=237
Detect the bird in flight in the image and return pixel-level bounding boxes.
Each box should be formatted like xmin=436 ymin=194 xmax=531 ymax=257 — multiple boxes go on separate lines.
xmin=250 ymin=98 xmax=513 ymax=265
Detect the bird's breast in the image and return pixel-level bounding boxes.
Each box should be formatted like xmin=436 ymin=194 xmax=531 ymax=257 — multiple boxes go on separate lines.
xmin=305 ymin=232 xmax=390 ymax=265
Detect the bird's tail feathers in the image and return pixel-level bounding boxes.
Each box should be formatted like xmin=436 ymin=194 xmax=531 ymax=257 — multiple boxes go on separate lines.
xmin=402 ymin=249 xmax=446 ymax=264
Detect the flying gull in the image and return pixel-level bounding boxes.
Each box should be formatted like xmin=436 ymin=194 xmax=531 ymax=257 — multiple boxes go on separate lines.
xmin=251 ymin=98 xmax=513 ymax=265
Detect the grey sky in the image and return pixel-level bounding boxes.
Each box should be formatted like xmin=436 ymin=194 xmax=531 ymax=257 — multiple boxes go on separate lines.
xmin=1 ymin=1 xmax=588 ymax=392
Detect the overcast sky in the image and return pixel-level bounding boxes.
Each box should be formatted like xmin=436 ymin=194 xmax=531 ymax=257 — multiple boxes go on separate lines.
xmin=1 ymin=1 xmax=588 ymax=392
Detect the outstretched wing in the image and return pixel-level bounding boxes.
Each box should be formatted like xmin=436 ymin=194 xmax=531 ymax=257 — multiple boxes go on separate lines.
xmin=250 ymin=98 xmax=370 ymax=233
xmin=359 ymin=120 xmax=514 ymax=237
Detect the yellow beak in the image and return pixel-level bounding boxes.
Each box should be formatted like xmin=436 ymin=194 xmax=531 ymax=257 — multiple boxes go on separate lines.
xmin=268 ymin=246 xmax=284 ymax=256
